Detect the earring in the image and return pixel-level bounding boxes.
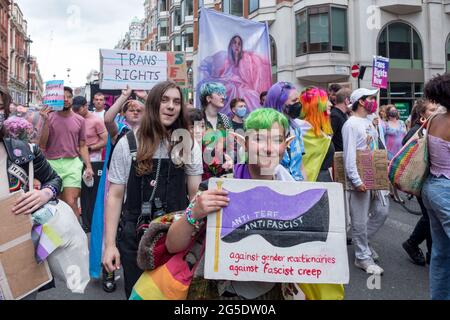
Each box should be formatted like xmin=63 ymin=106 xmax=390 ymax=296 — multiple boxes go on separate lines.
xmin=420 ymin=116 xmax=426 ymax=124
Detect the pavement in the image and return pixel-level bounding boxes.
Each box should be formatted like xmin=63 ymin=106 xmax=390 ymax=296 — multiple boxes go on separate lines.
xmin=37 ymin=199 xmax=430 ymax=300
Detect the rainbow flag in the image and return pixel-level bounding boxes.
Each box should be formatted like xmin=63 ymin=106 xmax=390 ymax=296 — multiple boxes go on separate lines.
xmin=302 ymin=127 xmax=332 ymax=182
xmin=31 ymin=224 xmax=63 ymax=264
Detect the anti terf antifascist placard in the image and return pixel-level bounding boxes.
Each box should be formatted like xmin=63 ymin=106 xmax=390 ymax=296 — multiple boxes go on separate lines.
xmin=99 ymin=49 xmax=168 ymax=90
xmin=204 ymin=179 xmax=349 ymax=284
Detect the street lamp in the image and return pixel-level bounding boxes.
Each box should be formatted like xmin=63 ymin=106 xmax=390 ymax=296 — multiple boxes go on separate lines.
xmin=25 ymin=36 xmax=33 ymax=108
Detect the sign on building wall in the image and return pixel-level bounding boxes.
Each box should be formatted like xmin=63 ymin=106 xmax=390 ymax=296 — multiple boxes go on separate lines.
xmin=204 ymin=178 xmax=350 ymax=284
xmin=99 ymin=49 xmax=168 ymax=90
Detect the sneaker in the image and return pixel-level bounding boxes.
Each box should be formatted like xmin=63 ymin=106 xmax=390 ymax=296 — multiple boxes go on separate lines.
xmin=369 ymin=244 xmax=379 ymax=262
xmin=355 ymin=258 xmax=384 ymax=275
xmin=102 ymin=267 xmax=117 ymax=293
xmin=402 ymin=240 xmax=426 ymax=266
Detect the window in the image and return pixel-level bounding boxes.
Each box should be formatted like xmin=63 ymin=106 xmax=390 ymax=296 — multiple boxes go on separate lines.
xmin=222 ymin=0 xmax=243 ymax=17
xmin=172 ymin=7 xmax=182 ymax=30
xmin=295 ymin=5 xmax=348 ymax=56
xmin=378 ymin=22 xmax=423 ymax=69
xmin=447 ymin=35 xmax=450 ymax=72
xmin=380 ymin=82 xmax=424 ymax=121
xmin=158 ymin=0 xmax=168 ymax=12
xmin=185 ymin=0 xmax=193 ymax=16
xmin=172 ymin=35 xmax=182 ymax=51
xmin=158 ymin=19 xmax=168 ymax=37
xmin=270 ymin=36 xmax=277 ymax=83
xmin=185 ymin=26 xmax=194 ymax=48
xmin=331 ymin=7 xmax=347 ymax=51
xmin=249 ymin=0 xmax=259 ymax=14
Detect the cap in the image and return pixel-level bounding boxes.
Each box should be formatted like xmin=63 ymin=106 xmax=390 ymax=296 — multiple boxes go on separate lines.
xmin=72 ymin=96 xmax=87 ymax=110
xmin=350 ymin=88 xmax=379 ymax=105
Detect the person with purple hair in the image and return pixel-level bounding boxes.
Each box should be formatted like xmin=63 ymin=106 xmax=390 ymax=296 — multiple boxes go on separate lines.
xmin=263 ymin=82 xmax=308 ymax=181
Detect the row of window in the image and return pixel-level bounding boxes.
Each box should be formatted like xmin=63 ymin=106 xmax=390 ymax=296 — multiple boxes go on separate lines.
xmin=158 ymin=0 xmax=194 ymax=15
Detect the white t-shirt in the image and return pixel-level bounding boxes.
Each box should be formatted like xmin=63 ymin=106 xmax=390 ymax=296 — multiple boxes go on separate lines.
xmin=342 ymin=116 xmax=379 ymax=187
xmin=93 ymin=110 xmax=105 ymax=120
xmin=108 ymin=136 xmax=203 ymax=186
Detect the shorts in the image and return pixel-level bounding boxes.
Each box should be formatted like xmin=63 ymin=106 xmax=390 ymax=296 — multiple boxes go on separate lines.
xmin=48 ymin=157 xmax=83 ymax=189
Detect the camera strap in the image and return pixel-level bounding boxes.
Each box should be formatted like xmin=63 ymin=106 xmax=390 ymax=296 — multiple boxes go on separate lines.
xmin=140 ymin=143 xmax=163 ymax=217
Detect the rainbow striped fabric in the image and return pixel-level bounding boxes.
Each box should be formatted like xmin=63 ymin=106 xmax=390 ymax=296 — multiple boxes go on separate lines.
xmin=31 ymin=223 xmax=64 ymax=264
xmin=388 ymin=132 xmax=428 ymax=196
xmin=129 ymin=253 xmax=193 ymax=300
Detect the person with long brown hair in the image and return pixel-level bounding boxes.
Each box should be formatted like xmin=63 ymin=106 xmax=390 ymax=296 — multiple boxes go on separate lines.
xmin=102 ymin=81 xmax=203 ymax=298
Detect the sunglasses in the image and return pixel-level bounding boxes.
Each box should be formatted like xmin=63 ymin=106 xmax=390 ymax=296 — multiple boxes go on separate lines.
xmin=277 ymin=82 xmax=295 ymax=104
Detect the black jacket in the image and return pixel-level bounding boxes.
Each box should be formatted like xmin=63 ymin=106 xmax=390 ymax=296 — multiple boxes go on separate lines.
xmin=2 ymin=137 xmax=62 ymax=196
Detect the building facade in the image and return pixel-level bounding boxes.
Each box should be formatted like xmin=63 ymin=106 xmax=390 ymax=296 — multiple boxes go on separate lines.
xmin=251 ymin=0 xmax=450 ymax=115
xmin=28 ymin=56 xmax=43 ymax=107
xmin=0 ymin=0 xmax=9 ymax=89
xmin=8 ymin=0 xmax=29 ymax=105
xmin=187 ymin=0 xmax=450 ymax=116
xmin=116 ymin=17 xmax=145 ymax=51
xmin=136 ymin=0 xmax=450 ymax=116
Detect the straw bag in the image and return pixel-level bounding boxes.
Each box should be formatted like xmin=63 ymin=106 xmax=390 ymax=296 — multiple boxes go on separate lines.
xmin=388 ymin=114 xmax=437 ymax=196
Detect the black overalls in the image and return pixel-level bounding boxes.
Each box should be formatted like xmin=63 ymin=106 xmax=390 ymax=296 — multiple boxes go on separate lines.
xmin=117 ymin=132 xmax=189 ymax=298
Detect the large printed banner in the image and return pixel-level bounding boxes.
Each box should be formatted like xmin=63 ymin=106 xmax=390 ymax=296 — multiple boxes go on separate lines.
xmin=197 ymin=8 xmax=272 ymax=114
xmin=204 ymin=179 xmax=349 ymax=284
xmin=100 ymin=49 xmax=168 ymax=90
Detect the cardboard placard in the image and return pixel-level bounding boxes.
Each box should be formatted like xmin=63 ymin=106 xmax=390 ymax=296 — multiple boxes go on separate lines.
xmin=43 ymin=80 xmax=64 ymax=111
xmin=0 ymin=192 xmax=52 ymax=300
xmin=167 ymin=52 xmax=187 ymax=88
xmin=204 ymin=179 xmax=349 ymax=284
xmin=333 ymin=150 xmax=389 ymax=190
xmin=99 ymin=49 xmax=168 ymax=90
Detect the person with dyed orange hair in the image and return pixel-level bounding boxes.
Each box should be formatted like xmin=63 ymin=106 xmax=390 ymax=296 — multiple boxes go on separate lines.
xmin=299 ymin=87 xmax=335 ymax=182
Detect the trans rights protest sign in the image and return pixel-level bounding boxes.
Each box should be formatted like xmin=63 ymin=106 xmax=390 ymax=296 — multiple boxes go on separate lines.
xmin=204 ymin=179 xmax=349 ymax=284
xmin=43 ymin=80 xmax=64 ymax=111
xmin=372 ymin=56 xmax=389 ymax=89
xmin=168 ymin=52 xmax=188 ymax=88
xmin=197 ymin=8 xmax=272 ymax=114
xmin=99 ymin=49 xmax=167 ymax=90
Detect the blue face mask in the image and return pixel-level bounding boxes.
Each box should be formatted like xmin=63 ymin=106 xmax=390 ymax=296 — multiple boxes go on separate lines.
xmin=235 ymin=106 xmax=247 ymax=118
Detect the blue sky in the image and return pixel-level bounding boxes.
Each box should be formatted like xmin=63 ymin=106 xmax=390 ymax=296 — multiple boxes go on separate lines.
xmin=17 ymin=0 xmax=144 ymax=87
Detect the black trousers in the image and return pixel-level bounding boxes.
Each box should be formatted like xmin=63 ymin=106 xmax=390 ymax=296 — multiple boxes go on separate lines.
xmin=117 ymin=220 xmax=143 ymax=299
xmin=408 ymin=197 xmax=432 ymax=254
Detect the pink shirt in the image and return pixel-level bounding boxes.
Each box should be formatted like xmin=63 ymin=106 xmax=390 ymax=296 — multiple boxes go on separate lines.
xmin=85 ymin=113 xmax=106 ymax=161
xmin=44 ymin=111 xmax=86 ymax=160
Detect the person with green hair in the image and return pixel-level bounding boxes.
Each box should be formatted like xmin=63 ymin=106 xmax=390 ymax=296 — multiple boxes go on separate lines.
xmin=161 ymin=108 xmax=295 ymax=300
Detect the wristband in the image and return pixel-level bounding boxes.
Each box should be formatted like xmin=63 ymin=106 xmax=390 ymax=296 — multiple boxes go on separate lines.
xmin=42 ymin=184 xmax=58 ymax=201
xmin=185 ymin=191 xmax=203 ymax=228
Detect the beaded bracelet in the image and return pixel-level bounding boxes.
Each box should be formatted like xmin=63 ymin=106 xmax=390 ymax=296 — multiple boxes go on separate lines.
xmin=185 ymin=191 xmax=202 ymax=228
xmin=42 ymin=184 xmax=58 ymax=201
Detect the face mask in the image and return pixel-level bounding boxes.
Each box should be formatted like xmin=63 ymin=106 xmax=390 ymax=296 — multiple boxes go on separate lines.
xmin=287 ymin=102 xmax=302 ymax=119
xmin=364 ymin=99 xmax=378 ymax=114
xmin=388 ymin=110 xmax=398 ymax=118
xmin=235 ymin=106 xmax=247 ymax=118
